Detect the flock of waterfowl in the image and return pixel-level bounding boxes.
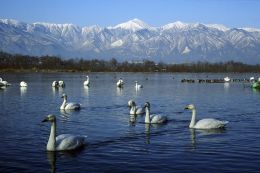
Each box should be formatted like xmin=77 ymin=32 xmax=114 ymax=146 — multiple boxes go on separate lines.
xmin=1 ymin=75 xmax=259 ymax=152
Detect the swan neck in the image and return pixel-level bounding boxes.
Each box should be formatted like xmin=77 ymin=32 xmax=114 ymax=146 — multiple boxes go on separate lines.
xmin=130 ymin=105 xmax=136 ymax=114
xmin=47 ymin=120 xmax=56 ymax=151
xmin=189 ymin=109 xmax=196 ymax=128
xmin=145 ymin=107 xmax=151 ymax=123
xmin=60 ymin=97 xmax=67 ymax=109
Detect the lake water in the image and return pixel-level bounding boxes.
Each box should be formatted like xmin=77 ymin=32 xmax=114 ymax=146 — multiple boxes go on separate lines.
xmin=0 ymin=72 xmax=260 ymax=173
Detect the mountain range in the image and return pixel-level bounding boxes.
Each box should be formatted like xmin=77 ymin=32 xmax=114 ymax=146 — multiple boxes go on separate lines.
xmin=1 ymin=18 xmax=260 ymax=63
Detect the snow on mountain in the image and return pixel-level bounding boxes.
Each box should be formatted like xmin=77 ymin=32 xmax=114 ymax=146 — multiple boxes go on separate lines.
xmin=1 ymin=18 xmax=260 ymax=63
xmin=206 ymin=24 xmax=229 ymax=31
xmin=162 ymin=21 xmax=189 ymax=30
xmin=111 ymin=18 xmax=151 ymax=31
xmin=241 ymin=27 xmax=260 ymax=32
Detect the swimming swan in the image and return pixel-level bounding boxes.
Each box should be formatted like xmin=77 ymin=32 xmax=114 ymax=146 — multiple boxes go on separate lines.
xmin=0 ymin=78 xmax=11 ymax=86
xmin=20 ymin=81 xmax=28 ymax=87
xmin=42 ymin=114 xmax=87 ymax=151
xmin=52 ymin=81 xmax=59 ymax=87
xmin=129 ymin=101 xmax=145 ymax=115
xmin=144 ymin=102 xmax=168 ymax=124
xmin=117 ymin=78 xmax=124 ymax=88
xmin=58 ymin=81 xmax=65 ymax=87
xmin=185 ymin=104 xmax=228 ymax=129
xmin=135 ymin=81 xmax=143 ymax=89
xmin=60 ymin=93 xmax=81 ymax=110
xmin=84 ymin=76 xmax=90 ymax=86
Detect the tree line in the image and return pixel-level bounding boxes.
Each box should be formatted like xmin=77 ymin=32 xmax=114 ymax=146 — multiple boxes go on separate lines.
xmin=0 ymin=51 xmax=260 ymax=72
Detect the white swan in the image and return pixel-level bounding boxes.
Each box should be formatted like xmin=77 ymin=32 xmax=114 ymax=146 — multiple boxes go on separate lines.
xmin=0 ymin=78 xmax=11 ymax=86
xmin=129 ymin=101 xmax=145 ymax=115
xmin=58 ymin=81 xmax=65 ymax=87
xmin=84 ymin=76 xmax=90 ymax=86
xmin=185 ymin=104 xmax=229 ymax=129
xmin=135 ymin=81 xmax=143 ymax=89
xmin=224 ymin=77 xmax=231 ymax=82
xmin=117 ymin=78 xmax=124 ymax=88
xmin=60 ymin=93 xmax=81 ymax=110
xmin=52 ymin=81 xmax=59 ymax=87
xmin=20 ymin=81 xmax=28 ymax=87
xmin=42 ymin=114 xmax=87 ymax=151
xmin=144 ymin=102 xmax=168 ymax=124
xmin=250 ymin=77 xmax=255 ymax=82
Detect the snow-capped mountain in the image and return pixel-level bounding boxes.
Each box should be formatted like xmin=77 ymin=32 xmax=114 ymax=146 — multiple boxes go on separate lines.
xmin=1 ymin=18 xmax=260 ymax=63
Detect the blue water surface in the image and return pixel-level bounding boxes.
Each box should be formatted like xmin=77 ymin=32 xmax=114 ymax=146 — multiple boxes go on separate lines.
xmin=0 ymin=72 xmax=260 ymax=173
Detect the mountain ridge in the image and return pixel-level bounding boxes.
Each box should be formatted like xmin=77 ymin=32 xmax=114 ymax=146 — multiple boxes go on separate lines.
xmin=1 ymin=18 xmax=260 ymax=64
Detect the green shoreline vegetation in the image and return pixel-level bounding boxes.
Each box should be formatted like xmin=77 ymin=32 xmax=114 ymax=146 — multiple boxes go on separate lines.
xmin=1 ymin=51 xmax=260 ymax=73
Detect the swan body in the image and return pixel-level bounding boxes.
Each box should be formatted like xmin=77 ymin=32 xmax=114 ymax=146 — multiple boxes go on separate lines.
xmin=58 ymin=81 xmax=65 ymax=87
xmin=129 ymin=101 xmax=145 ymax=115
xmin=60 ymin=93 xmax=81 ymax=110
xmin=117 ymin=78 xmax=124 ymax=88
xmin=135 ymin=81 xmax=143 ymax=89
xmin=84 ymin=76 xmax=90 ymax=86
xmin=20 ymin=81 xmax=28 ymax=87
xmin=250 ymin=77 xmax=255 ymax=82
xmin=224 ymin=77 xmax=231 ymax=82
xmin=42 ymin=114 xmax=87 ymax=151
xmin=185 ymin=104 xmax=228 ymax=129
xmin=144 ymin=102 xmax=168 ymax=124
xmin=0 ymin=78 xmax=11 ymax=86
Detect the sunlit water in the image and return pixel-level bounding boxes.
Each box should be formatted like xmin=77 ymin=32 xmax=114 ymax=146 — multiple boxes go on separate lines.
xmin=0 ymin=72 xmax=260 ymax=173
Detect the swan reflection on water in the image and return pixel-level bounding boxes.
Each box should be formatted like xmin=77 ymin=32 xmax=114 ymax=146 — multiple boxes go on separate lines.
xmin=83 ymin=85 xmax=89 ymax=95
xmin=116 ymin=87 xmax=123 ymax=96
xmin=224 ymin=82 xmax=230 ymax=91
xmin=47 ymin=147 xmax=85 ymax=173
xmin=189 ymin=128 xmax=227 ymax=149
xmin=20 ymin=86 xmax=27 ymax=96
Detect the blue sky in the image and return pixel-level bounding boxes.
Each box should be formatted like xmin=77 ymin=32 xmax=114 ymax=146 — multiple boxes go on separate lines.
xmin=0 ymin=0 xmax=259 ymax=28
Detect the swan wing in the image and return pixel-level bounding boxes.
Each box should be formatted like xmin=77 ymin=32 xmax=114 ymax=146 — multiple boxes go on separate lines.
xmin=65 ymin=103 xmax=81 ymax=110
xmin=195 ymin=118 xmax=228 ymax=129
xmin=151 ymin=114 xmax=168 ymax=124
xmin=56 ymin=134 xmax=87 ymax=151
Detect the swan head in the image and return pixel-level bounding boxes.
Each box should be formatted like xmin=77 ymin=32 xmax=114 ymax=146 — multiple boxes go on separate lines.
xmin=42 ymin=114 xmax=56 ymax=123
xmin=61 ymin=93 xmax=67 ymax=99
xmin=128 ymin=100 xmax=134 ymax=107
xmin=185 ymin=104 xmax=195 ymax=110
xmin=144 ymin=102 xmax=150 ymax=109
xmin=130 ymin=101 xmax=136 ymax=107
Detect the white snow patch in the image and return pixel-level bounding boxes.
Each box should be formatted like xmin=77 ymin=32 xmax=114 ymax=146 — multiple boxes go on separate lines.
xmin=112 ymin=18 xmax=151 ymax=31
xmin=206 ymin=24 xmax=229 ymax=31
xmin=182 ymin=46 xmax=191 ymax=54
xmin=111 ymin=39 xmax=124 ymax=47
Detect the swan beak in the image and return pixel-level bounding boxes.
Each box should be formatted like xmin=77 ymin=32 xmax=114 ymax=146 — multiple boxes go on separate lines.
xmin=184 ymin=106 xmax=189 ymax=110
xmin=42 ymin=118 xmax=48 ymax=122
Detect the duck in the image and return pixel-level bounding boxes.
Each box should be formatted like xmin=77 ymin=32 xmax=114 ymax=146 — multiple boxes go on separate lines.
xmin=129 ymin=101 xmax=145 ymax=115
xmin=58 ymin=81 xmax=65 ymax=87
xmin=144 ymin=102 xmax=168 ymax=124
xmin=117 ymin=78 xmax=124 ymax=88
xmin=20 ymin=81 xmax=28 ymax=87
xmin=185 ymin=104 xmax=228 ymax=129
xmin=135 ymin=81 xmax=143 ymax=89
xmin=84 ymin=76 xmax=90 ymax=86
xmin=42 ymin=114 xmax=87 ymax=151
xmin=60 ymin=93 xmax=81 ymax=110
